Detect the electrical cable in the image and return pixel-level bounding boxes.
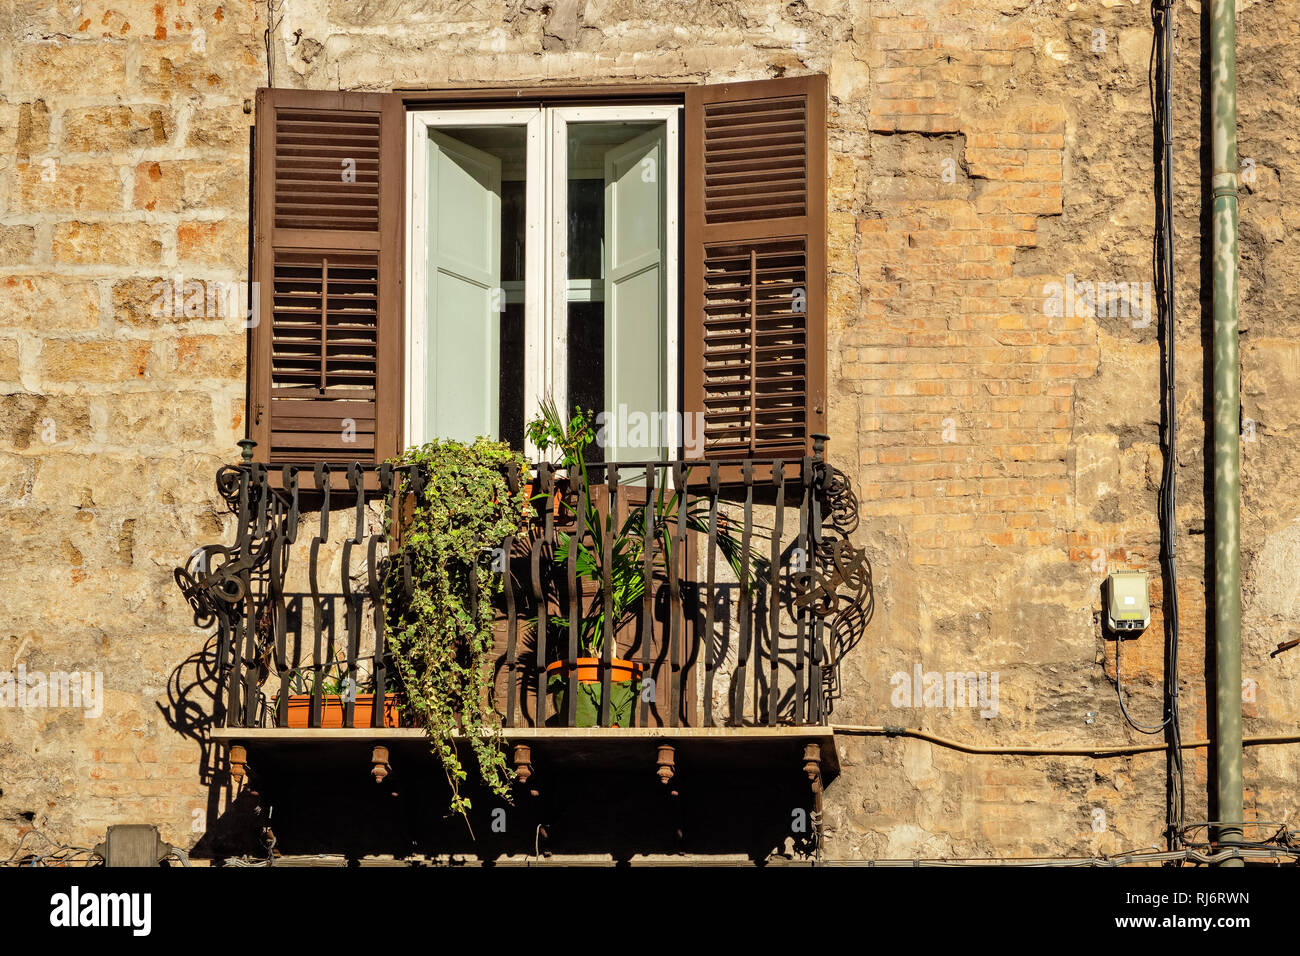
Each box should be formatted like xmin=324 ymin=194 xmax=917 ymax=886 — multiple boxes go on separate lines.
xmin=263 ymin=0 xmax=285 ymax=89
xmin=832 ymin=724 xmax=1300 ymax=757
xmin=212 ymin=845 xmax=1300 ymax=867
xmin=1143 ymin=0 xmax=1186 ymax=854
xmin=1180 ymin=820 xmax=1298 ymax=851
xmin=1 ymin=830 xmax=99 ymax=867
xmin=1114 ymin=629 xmax=1169 ymax=734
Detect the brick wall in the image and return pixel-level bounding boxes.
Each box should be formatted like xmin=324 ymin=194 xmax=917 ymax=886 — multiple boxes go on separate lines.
xmin=1 ymin=0 xmax=1298 ymax=862
xmin=0 ymin=1 xmax=260 ymax=850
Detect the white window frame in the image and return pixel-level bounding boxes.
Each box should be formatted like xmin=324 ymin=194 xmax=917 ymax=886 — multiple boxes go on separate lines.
xmin=406 ymin=103 xmax=680 ymax=460
xmin=404 ymin=108 xmax=544 ymax=449
xmin=548 ymin=105 xmax=679 ymax=454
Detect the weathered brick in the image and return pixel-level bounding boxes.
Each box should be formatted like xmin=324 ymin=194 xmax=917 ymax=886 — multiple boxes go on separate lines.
xmin=0 ymin=339 xmax=21 ymax=381
xmin=101 ymin=392 xmax=213 ymax=444
xmin=152 ymin=451 xmax=229 ymax=507
xmin=15 ymin=100 xmax=51 ymax=159
xmin=59 ymin=0 xmax=177 ymax=39
xmin=0 ymin=276 xmax=99 ymax=331
xmin=62 ymin=106 xmax=173 ymax=153
xmin=27 ymin=452 xmax=152 ymax=510
xmin=176 ymin=220 xmax=246 ymax=269
xmin=133 ymin=160 xmax=246 ymax=213
xmin=9 ymin=43 xmax=126 ymax=96
xmin=169 ymin=334 xmax=242 ymax=380
xmin=53 ymin=222 xmax=164 ymax=266
xmin=14 ymin=162 xmax=123 ymax=213
xmin=137 ymin=40 xmax=243 ymax=97
xmin=0 ymin=393 xmax=93 ymax=450
xmin=0 ymin=227 xmax=39 ymax=265
xmin=39 ymin=339 xmax=152 ymax=384
xmin=112 ymin=273 xmax=252 ymax=329
xmin=112 ymin=276 xmax=179 ymax=327
xmin=185 ymin=104 xmax=251 ymax=150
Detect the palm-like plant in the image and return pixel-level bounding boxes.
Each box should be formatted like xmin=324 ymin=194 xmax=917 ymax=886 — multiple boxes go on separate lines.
xmin=526 ymin=397 xmax=766 ymax=657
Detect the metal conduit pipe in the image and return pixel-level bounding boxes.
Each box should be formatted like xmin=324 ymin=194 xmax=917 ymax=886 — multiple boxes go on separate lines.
xmin=1209 ymin=0 xmax=1244 ymax=865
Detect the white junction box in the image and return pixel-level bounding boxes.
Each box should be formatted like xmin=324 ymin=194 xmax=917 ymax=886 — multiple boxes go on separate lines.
xmin=1106 ymin=571 xmax=1150 ymax=634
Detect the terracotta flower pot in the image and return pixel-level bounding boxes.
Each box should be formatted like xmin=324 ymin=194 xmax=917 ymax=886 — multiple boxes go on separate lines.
xmin=523 ymin=479 xmax=565 ymax=521
xmin=545 ymin=657 xmax=642 ymax=728
xmin=283 ymin=693 xmax=401 ymax=729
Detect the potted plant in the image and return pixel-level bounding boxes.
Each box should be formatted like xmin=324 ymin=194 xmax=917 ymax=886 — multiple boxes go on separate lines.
xmin=382 ymin=438 xmax=530 ymax=818
xmin=277 ymin=658 xmax=401 ymax=729
xmin=526 ymin=398 xmax=766 ymax=727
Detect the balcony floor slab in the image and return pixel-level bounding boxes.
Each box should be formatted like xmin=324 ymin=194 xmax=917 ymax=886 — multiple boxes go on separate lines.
xmin=213 ymin=726 xmax=839 ymax=781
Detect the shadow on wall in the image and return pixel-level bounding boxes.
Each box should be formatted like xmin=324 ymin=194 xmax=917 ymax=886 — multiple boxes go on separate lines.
xmin=155 ymin=636 xmax=267 ymax=859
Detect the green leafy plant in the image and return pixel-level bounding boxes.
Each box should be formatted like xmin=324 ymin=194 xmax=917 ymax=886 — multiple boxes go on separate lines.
xmin=382 ymin=438 xmax=529 ymax=820
xmin=527 ymin=397 xmax=767 ymax=658
xmin=279 ymin=652 xmax=362 ymax=700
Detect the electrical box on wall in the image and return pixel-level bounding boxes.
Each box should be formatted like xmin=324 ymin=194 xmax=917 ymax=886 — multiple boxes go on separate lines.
xmin=92 ymin=824 xmax=187 ymax=866
xmin=1106 ymin=571 xmax=1150 ymax=634
xmin=94 ymin=824 xmax=167 ymax=867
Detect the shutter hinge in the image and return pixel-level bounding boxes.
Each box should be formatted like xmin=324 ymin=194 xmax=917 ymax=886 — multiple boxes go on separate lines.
xmin=254 ymin=402 xmax=264 ymax=424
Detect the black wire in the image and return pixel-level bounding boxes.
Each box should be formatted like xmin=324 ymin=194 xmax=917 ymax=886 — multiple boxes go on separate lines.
xmin=1114 ymin=630 xmax=1169 ymax=734
xmin=264 ymin=0 xmax=284 ymax=89
xmin=1149 ymin=0 xmax=1185 ymax=854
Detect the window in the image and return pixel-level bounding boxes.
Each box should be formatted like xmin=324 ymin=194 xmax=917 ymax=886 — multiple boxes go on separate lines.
xmin=249 ymin=78 xmax=825 ymax=469
xmin=405 ymin=106 xmax=679 ymax=460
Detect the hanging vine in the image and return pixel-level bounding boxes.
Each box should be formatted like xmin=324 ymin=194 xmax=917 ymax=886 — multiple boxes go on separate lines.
xmin=383 ymin=439 xmax=529 ymax=820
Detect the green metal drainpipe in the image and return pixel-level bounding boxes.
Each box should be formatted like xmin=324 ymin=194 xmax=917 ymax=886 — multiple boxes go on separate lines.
xmin=1210 ymin=0 xmax=1243 ymax=865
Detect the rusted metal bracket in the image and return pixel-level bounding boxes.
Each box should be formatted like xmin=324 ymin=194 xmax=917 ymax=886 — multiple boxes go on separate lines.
xmin=511 ymin=744 xmax=549 ymax=857
xmin=655 ymin=743 xmax=676 ymax=786
xmin=656 ymin=744 xmax=683 ymax=849
xmin=229 ymin=743 xmax=249 ymax=783
xmin=370 ymin=745 xmax=390 ymax=783
xmin=512 ymin=743 xmax=536 ymax=794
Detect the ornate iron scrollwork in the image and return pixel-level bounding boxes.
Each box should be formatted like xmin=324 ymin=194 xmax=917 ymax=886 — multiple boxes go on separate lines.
xmin=797 ymin=462 xmax=874 ymax=717
xmin=175 ymin=465 xmax=294 ymax=725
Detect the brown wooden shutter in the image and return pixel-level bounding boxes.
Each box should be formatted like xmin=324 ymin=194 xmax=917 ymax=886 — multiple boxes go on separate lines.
xmin=683 ymin=74 xmax=826 ymax=460
xmin=250 ymin=88 xmax=403 ymax=465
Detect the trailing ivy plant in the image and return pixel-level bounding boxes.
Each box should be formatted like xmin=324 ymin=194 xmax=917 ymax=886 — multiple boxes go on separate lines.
xmin=382 ymin=438 xmax=529 ymax=820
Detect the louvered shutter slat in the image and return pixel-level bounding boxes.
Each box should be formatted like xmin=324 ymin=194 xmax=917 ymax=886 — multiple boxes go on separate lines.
xmin=251 ymin=89 xmax=403 ymax=466
xmin=685 ymin=75 xmax=826 ymax=462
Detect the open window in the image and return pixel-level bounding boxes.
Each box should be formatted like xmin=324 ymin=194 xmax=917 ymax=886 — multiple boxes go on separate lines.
xmin=405 ymin=105 xmax=677 ymax=461
xmin=250 ymin=78 xmax=824 ymax=467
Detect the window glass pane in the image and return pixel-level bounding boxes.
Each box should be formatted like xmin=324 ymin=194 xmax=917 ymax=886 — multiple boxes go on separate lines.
xmin=564 ymin=121 xmax=667 ymax=465
xmin=498 ymin=178 xmax=526 ymax=451
xmin=423 ymin=124 xmax=527 ymax=450
xmin=567 ymin=178 xmax=603 ymax=280
xmin=565 ymin=301 xmax=604 ymax=422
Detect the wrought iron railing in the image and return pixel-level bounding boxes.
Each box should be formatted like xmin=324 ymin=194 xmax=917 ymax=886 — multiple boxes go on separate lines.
xmin=175 ymin=442 xmax=871 ymax=732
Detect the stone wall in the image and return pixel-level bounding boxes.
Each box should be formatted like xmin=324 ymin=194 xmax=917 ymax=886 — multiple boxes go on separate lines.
xmin=1 ymin=0 xmax=1297 ymax=862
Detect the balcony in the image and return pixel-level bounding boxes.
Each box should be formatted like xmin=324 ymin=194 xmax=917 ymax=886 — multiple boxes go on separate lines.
xmin=176 ymin=445 xmax=872 ymax=855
